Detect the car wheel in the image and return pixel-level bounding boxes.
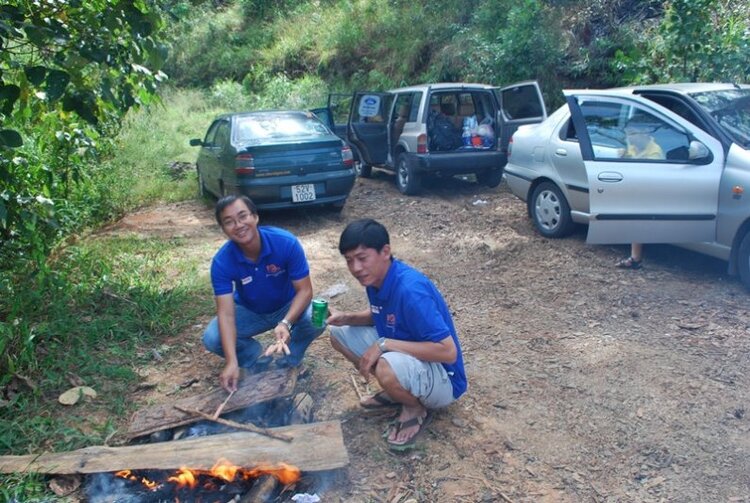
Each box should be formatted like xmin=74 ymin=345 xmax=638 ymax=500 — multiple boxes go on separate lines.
xmin=197 ymin=167 xmax=209 ymax=198
xmin=737 ymin=230 xmax=750 ymax=291
xmin=396 ymin=153 xmax=421 ymax=195
xmin=355 ymin=161 xmax=372 ymax=178
xmin=329 ymin=199 xmax=346 ymax=213
xmin=530 ymin=181 xmax=575 ymax=238
xmin=477 ymin=168 xmax=503 ymax=188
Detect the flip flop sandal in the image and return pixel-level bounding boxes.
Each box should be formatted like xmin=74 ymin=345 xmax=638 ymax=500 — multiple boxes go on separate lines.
xmin=616 ymin=256 xmax=642 ymax=269
xmin=386 ymin=412 xmax=432 ymax=452
xmin=360 ymin=391 xmax=398 ymax=409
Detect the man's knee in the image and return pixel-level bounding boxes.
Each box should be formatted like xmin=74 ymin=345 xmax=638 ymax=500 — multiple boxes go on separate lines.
xmin=374 ymin=357 xmax=397 ymax=385
xmin=329 ymin=326 xmax=344 ymax=350
xmin=202 ymin=319 xmax=222 ymax=354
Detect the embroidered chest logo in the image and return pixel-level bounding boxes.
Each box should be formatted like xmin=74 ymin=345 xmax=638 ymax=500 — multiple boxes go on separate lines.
xmin=386 ymin=313 xmax=396 ymax=330
xmin=370 ymin=305 xmax=381 ymax=314
xmin=265 ymin=264 xmax=285 ymax=277
xmin=241 ymin=276 xmax=253 ymax=285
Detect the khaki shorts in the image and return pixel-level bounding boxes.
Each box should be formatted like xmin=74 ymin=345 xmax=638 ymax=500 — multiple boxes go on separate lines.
xmin=329 ymin=325 xmax=456 ymax=409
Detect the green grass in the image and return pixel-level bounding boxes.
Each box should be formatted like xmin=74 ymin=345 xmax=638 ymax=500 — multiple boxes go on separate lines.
xmin=0 ymin=88 xmax=219 ymax=496
xmin=102 ymin=87 xmax=221 ymax=211
xmin=0 ymin=231 xmax=214 ymax=496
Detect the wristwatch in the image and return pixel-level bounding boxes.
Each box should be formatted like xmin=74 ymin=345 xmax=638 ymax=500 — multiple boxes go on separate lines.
xmin=279 ymin=318 xmax=293 ymax=332
xmin=377 ymin=337 xmax=388 ymax=353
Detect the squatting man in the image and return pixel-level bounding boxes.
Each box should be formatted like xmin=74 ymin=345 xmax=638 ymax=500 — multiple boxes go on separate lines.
xmin=327 ymin=218 xmax=467 ymax=450
xmin=202 ymin=195 xmax=325 ymax=392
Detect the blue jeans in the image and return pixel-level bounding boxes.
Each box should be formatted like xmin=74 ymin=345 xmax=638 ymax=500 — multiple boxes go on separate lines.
xmin=202 ymin=300 xmax=324 ymax=368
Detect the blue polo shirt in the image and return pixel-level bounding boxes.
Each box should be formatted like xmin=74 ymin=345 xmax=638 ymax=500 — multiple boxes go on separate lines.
xmin=367 ymin=259 xmax=467 ymax=399
xmin=210 ymin=226 xmax=309 ymax=314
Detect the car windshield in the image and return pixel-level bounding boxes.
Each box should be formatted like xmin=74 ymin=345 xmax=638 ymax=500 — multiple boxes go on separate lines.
xmin=689 ymin=89 xmax=750 ymax=148
xmin=234 ymin=113 xmax=331 ymax=143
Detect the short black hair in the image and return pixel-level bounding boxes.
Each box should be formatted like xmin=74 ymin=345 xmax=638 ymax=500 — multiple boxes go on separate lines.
xmin=339 ymin=219 xmax=390 ymax=254
xmin=215 ymin=195 xmax=258 ymax=225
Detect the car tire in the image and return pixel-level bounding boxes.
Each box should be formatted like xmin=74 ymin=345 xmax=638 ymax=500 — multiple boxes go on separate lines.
xmin=477 ymin=168 xmax=503 ymax=188
xmin=197 ymin=167 xmax=210 ymax=198
xmin=396 ymin=153 xmax=421 ymax=195
xmin=355 ymin=161 xmax=372 ymax=178
xmin=737 ymin=230 xmax=750 ymax=291
xmin=329 ymin=199 xmax=346 ymax=213
xmin=530 ymin=181 xmax=575 ymax=238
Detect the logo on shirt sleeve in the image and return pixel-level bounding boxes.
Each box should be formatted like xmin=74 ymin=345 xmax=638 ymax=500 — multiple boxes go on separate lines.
xmin=370 ymin=305 xmax=381 ymax=314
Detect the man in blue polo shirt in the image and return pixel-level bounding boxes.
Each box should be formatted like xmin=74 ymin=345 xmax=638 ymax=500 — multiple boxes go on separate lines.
xmin=203 ymin=195 xmax=325 ymax=392
xmin=327 ymin=219 xmax=466 ymax=451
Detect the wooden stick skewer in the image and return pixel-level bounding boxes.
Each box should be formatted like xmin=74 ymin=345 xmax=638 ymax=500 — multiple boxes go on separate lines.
xmin=212 ymin=390 xmax=235 ymax=419
xmin=350 ymin=375 xmax=364 ymax=401
xmin=174 ymin=405 xmax=294 ymax=442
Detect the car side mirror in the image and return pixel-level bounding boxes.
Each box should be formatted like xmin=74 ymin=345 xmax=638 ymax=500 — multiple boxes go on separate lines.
xmin=189 ymin=138 xmax=203 ymax=147
xmin=688 ymin=140 xmax=710 ymax=161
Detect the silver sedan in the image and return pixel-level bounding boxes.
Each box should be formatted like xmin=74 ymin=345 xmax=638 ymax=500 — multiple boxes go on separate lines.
xmin=504 ymin=83 xmax=750 ymax=290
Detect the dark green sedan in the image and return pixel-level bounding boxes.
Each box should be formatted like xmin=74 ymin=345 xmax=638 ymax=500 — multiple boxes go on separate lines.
xmin=190 ymin=111 xmax=356 ymax=210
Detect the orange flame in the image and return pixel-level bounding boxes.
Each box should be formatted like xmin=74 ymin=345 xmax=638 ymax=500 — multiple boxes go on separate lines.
xmin=116 ymin=458 xmax=301 ymax=490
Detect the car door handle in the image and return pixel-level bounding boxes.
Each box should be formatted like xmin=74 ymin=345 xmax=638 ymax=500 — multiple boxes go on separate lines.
xmin=597 ymin=171 xmax=623 ymax=183
xmin=555 ymin=148 xmax=567 ymax=157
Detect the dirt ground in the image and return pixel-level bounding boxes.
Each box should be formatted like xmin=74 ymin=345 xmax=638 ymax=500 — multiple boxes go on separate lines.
xmin=112 ymin=171 xmax=750 ymax=503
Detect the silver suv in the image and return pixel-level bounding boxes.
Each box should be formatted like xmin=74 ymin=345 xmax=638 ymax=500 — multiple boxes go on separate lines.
xmin=345 ymin=82 xmax=546 ymax=194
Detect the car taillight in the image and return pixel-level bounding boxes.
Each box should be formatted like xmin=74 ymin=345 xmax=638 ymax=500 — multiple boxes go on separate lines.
xmin=235 ymin=153 xmax=255 ymax=175
xmin=507 ymin=136 xmax=513 ymax=158
xmin=417 ymin=133 xmax=428 ymax=154
xmin=342 ymin=145 xmax=354 ymax=167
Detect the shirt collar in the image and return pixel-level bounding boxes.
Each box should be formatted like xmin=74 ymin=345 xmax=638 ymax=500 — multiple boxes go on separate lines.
xmin=229 ymin=226 xmax=270 ymax=264
xmin=369 ymin=258 xmax=398 ymax=300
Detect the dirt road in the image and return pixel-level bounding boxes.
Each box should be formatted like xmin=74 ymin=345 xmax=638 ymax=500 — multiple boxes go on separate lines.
xmin=120 ymin=171 xmax=750 ymax=502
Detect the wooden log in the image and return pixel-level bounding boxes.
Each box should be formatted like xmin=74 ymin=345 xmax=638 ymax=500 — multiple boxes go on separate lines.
xmin=0 ymin=421 xmax=348 ymax=475
xmin=126 ymin=367 xmax=298 ymax=439
xmin=240 ymin=474 xmax=278 ymax=503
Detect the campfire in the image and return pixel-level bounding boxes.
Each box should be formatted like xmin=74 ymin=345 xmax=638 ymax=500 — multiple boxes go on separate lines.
xmin=116 ymin=459 xmax=300 ymax=491
xmin=91 ymin=458 xmax=302 ymax=502
xmin=0 ymin=368 xmax=348 ymax=502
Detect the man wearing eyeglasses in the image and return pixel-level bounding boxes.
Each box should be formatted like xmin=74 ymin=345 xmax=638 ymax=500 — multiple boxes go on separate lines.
xmin=202 ymin=195 xmax=325 ymax=392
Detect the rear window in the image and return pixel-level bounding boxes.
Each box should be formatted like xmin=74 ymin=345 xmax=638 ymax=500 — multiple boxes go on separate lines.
xmin=233 ymin=113 xmax=331 ymax=143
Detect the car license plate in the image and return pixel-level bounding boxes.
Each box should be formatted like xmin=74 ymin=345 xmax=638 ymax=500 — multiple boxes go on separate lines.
xmin=291 ymin=184 xmax=316 ymax=203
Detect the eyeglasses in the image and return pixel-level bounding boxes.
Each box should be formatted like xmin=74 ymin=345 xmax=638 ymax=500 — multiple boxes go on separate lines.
xmin=221 ymin=211 xmax=254 ymax=229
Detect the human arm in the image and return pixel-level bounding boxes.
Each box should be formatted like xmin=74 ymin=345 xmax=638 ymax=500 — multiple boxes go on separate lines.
xmin=271 ymin=275 xmax=313 ymax=346
xmin=326 ymin=307 xmax=374 ymax=327
xmin=358 ymin=335 xmax=456 ymax=381
xmin=215 ymin=294 xmax=241 ymax=392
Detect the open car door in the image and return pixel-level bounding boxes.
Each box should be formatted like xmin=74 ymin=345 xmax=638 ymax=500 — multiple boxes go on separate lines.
xmin=565 ymin=91 xmax=724 ymax=245
xmin=495 ymin=81 xmax=547 ymax=159
xmin=348 ymin=92 xmax=393 ymax=166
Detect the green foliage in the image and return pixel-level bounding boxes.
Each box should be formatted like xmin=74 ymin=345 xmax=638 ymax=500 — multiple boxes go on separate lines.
xmin=0 ymin=0 xmax=169 ymax=276
xmin=0 ymin=231 xmax=212 ymax=457
xmin=164 ymin=2 xmax=270 ymax=87
xmin=613 ymin=0 xmax=749 ymax=83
